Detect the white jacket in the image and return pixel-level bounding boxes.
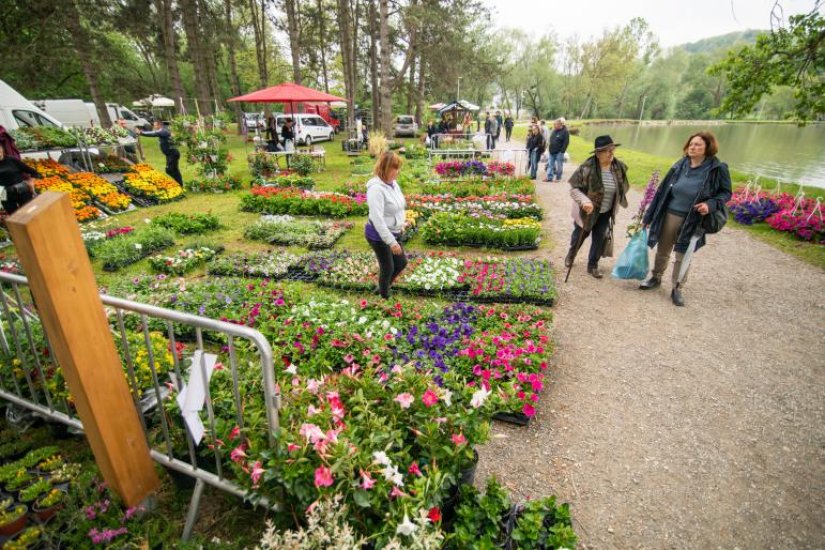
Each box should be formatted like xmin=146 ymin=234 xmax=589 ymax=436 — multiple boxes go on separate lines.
xmin=366 ymin=176 xmax=406 ymax=246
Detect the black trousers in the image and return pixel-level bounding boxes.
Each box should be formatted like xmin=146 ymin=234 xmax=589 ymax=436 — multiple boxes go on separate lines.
xmin=505 ymin=127 xmax=512 ymax=141
xmin=368 ymin=239 xmax=407 ymax=298
xmin=569 ymin=211 xmax=612 ymax=268
xmin=166 ymin=149 xmax=183 ymax=186
xmin=1 ymin=185 xmax=34 ymax=215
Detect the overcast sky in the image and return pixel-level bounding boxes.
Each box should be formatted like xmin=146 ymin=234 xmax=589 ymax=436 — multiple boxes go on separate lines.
xmin=484 ymin=0 xmax=820 ymax=47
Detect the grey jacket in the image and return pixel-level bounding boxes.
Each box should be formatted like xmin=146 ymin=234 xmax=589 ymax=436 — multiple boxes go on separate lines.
xmin=366 ymin=176 xmax=406 ymax=246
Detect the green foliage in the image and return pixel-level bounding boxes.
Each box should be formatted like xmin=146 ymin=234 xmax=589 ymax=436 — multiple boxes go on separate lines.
xmin=95 ymin=226 xmax=176 ymax=271
xmin=19 ymin=478 xmax=52 ymax=503
xmin=151 ymin=212 xmax=222 ymax=235
xmin=710 ymin=9 xmax=825 ymax=121
xmin=290 ymin=154 xmax=316 ymax=176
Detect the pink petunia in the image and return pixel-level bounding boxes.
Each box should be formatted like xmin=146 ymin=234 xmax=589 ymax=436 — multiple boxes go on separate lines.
xmin=230 ymin=443 xmax=248 ymax=463
xmin=287 ymin=443 xmax=300 ymax=452
xmin=250 ymin=460 xmax=265 ymax=486
xmin=408 ymin=462 xmax=422 ymax=476
xmin=451 ymin=433 xmax=467 ymax=446
xmin=229 ymin=425 xmax=241 ymax=440
xmin=394 ymin=393 xmax=414 ymax=409
xmin=299 ymin=423 xmax=326 ymax=444
xmin=389 ymin=486 xmax=408 ymax=499
xmin=360 ymin=469 xmax=376 ymax=489
xmin=523 ymin=404 xmax=536 ymax=417
xmin=314 ymin=466 xmax=334 ymax=488
xmin=421 ymin=389 xmax=438 ymax=407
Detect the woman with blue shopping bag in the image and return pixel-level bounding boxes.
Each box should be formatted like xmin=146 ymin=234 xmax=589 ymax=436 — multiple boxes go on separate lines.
xmin=638 ymin=131 xmax=732 ymax=306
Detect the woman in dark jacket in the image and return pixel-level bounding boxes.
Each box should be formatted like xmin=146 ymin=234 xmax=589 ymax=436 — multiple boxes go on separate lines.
xmin=0 ymin=146 xmax=39 ymax=214
xmin=526 ymin=125 xmax=545 ymax=180
xmin=565 ymin=135 xmax=629 ymax=279
xmin=640 ymin=131 xmax=732 ymax=306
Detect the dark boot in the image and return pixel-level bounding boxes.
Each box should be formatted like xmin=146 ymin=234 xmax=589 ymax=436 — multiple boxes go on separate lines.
xmin=639 ymin=276 xmax=661 ymax=290
xmin=587 ymin=265 xmax=603 ymax=279
xmin=564 ymin=250 xmax=575 ymax=268
xmin=671 ymin=287 xmax=685 ymax=307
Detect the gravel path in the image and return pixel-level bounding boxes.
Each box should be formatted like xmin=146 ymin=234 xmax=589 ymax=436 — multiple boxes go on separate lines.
xmin=476 ymin=147 xmax=825 ymax=548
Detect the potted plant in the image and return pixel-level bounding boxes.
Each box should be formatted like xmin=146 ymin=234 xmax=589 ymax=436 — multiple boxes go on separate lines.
xmin=3 ymin=525 xmax=43 ymax=549
xmin=0 ymin=504 xmax=28 ymax=537
xmin=18 ymin=478 xmax=51 ymax=505
xmin=48 ymin=462 xmax=82 ymax=486
xmin=36 ymin=455 xmax=64 ymax=474
xmin=0 ymin=496 xmax=13 ymax=511
xmin=33 ymin=488 xmax=66 ymax=521
xmin=4 ymin=469 xmax=32 ymax=494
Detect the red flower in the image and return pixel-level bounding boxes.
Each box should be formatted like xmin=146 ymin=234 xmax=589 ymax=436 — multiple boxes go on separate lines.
xmin=427 ymin=506 xmax=442 ymax=523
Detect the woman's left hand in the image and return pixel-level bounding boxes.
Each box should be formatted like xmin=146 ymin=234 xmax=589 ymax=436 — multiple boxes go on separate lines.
xmin=694 ymin=202 xmax=710 ymax=216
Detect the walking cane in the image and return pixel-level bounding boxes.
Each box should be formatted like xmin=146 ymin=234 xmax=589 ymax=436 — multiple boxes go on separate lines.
xmin=564 ymin=210 xmax=592 ymax=283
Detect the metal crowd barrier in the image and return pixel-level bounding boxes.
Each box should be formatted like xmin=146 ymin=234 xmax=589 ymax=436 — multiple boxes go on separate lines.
xmin=0 ymin=272 xmax=278 ymax=540
xmin=426 ymin=147 xmax=531 ymax=179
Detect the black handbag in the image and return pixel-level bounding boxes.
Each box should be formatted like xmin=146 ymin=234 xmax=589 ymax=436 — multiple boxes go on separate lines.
xmin=702 ymin=203 xmax=729 ymax=234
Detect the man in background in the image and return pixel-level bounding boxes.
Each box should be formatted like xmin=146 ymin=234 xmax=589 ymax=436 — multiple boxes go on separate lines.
xmin=544 ymin=117 xmax=570 ymax=182
xmin=139 ymin=121 xmax=183 ymax=185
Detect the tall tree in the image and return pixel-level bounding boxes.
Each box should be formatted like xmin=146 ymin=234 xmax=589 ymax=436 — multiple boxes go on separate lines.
xmin=181 ymin=0 xmax=213 ymax=114
xmin=337 ymin=0 xmax=359 ymax=131
xmin=284 ymin=0 xmax=303 ymax=83
xmin=249 ymin=0 xmax=269 ymax=88
xmin=65 ymin=0 xmax=113 ymax=127
xmin=154 ymin=0 xmax=186 ymax=110
xmin=710 ymin=4 xmax=825 ymax=121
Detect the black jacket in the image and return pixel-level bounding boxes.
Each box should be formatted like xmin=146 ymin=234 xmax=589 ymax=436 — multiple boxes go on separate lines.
xmin=548 ymin=126 xmax=570 ymax=154
xmin=643 ymin=156 xmax=732 ymax=253
xmin=142 ymin=128 xmax=177 ymax=156
xmin=527 ymin=133 xmax=545 ymax=152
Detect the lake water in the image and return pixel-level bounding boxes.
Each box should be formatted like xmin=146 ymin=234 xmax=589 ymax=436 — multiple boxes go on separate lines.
xmin=580 ymin=123 xmax=825 ymax=189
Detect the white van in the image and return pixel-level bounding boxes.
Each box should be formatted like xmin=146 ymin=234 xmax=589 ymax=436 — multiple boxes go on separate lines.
xmin=32 ymin=99 xmax=95 ymax=128
xmin=0 ymin=80 xmax=64 ymax=132
xmin=106 ymin=104 xmax=150 ymax=132
xmin=275 ymin=113 xmax=335 ymax=146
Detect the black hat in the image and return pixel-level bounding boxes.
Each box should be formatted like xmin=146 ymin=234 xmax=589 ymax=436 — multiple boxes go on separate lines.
xmin=591 ymin=135 xmax=620 ymax=153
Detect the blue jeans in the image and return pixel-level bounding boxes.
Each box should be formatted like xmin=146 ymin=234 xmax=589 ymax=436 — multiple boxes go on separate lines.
xmin=529 ymin=149 xmax=540 ymax=179
xmin=546 ymin=152 xmax=564 ymax=181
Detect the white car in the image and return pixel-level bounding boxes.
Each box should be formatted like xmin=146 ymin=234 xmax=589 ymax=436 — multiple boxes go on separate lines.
xmin=393 ymin=115 xmax=418 ymax=137
xmin=275 ymin=114 xmax=335 ymax=146
xmin=244 ymin=112 xmax=265 ymax=131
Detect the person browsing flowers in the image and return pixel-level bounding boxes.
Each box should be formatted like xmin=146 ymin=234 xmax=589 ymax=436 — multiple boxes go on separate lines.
xmin=0 ymin=145 xmax=39 ymax=215
xmin=365 ymin=152 xmax=407 ymax=299
xmin=639 ymin=131 xmax=732 ymax=306
xmin=565 ymin=135 xmax=629 ymax=278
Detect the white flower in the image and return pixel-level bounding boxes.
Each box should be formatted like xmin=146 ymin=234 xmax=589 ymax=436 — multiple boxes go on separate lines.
xmin=285 ymin=364 xmax=297 ymax=375
xmin=395 ymin=514 xmax=417 ymax=537
xmin=372 ymin=451 xmax=391 ymax=466
xmin=134 ymin=243 xmax=143 ymax=250
xmin=470 ymin=387 xmax=491 ymax=408
xmin=442 ymin=389 xmax=453 ymax=407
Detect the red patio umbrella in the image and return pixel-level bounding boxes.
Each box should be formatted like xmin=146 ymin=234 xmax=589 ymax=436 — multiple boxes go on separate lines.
xmin=228 ymin=82 xmax=347 ymax=114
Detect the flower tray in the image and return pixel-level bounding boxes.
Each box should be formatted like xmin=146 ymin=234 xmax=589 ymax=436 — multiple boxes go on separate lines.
xmin=492 ymin=411 xmax=532 ymax=426
xmin=284 ymin=267 xmax=318 ymax=282
xmin=95 ymin=202 xmax=138 ymax=217
xmin=433 ymin=241 xmax=540 ymax=251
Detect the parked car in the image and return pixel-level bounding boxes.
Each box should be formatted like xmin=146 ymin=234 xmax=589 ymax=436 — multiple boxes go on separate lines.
xmin=393 ymin=115 xmax=418 ymax=137
xmin=106 ymin=103 xmax=151 ymax=131
xmin=32 ymin=99 xmax=94 ymax=128
xmin=243 ymin=112 xmax=265 ymax=131
xmin=0 ymin=79 xmax=64 ymax=132
xmin=275 ymin=114 xmax=335 ymax=146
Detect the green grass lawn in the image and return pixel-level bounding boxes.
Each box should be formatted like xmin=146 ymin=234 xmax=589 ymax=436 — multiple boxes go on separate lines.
xmin=90 ymin=123 xmax=824 ymax=279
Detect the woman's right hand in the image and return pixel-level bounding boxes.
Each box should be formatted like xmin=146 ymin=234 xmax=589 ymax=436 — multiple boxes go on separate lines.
xmin=582 ymin=203 xmax=594 ymax=215
xmin=391 ymin=243 xmax=403 ymax=255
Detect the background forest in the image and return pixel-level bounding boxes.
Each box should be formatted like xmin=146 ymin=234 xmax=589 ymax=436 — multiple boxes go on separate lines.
xmin=0 ymin=0 xmax=815 ymax=132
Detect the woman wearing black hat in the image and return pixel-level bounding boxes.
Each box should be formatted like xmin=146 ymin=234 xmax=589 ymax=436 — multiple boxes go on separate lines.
xmin=639 ymin=131 xmax=731 ymax=306
xmin=565 ymin=135 xmax=629 ymax=279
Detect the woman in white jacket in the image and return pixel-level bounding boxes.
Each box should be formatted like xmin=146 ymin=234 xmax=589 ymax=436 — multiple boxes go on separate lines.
xmin=365 ymin=152 xmax=408 ymax=298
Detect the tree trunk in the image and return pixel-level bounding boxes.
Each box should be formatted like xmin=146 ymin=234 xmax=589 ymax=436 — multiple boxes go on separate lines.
xmin=369 ymin=0 xmax=381 ymax=128
xmin=65 ymin=0 xmax=112 ymax=128
xmin=181 ymin=0 xmax=213 ymax=115
xmin=155 ymin=0 xmax=185 ymax=111
xmin=317 ymin=0 xmax=330 ymax=92
xmin=415 ymin=54 xmax=425 ymax=125
xmin=337 ymin=0 xmax=357 ymax=132
xmin=224 ymin=0 xmax=243 ymax=133
xmin=285 ymin=0 xmax=302 ymax=84
xmin=378 ymin=0 xmax=392 ymax=135
xmin=407 ymin=51 xmax=416 ymax=115
xmin=250 ymin=0 xmax=269 ymax=89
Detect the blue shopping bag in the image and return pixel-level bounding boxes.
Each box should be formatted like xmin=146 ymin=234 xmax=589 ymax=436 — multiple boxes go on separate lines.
xmin=611 ymin=229 xmax=650 ymax=280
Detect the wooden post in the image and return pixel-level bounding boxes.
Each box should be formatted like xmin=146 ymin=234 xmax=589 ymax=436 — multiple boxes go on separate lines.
xmin=6 ymin=192 xmax=160 ymax=506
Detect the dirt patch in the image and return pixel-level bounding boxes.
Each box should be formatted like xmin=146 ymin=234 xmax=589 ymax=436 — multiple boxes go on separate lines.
xmin=477 ymin=149 xmax=825 ymax=548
